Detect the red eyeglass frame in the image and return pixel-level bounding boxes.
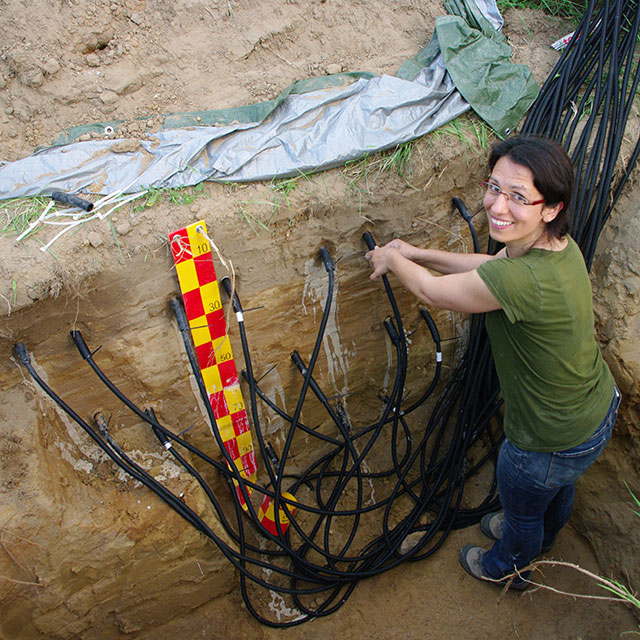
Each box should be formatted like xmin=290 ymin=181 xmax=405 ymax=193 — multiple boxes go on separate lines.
xmin=480 ymin=180 xmax=545 ymax=206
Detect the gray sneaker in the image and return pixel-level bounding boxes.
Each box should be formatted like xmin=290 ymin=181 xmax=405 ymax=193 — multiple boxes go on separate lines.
xmin=479 ymin=511 xmax=554 ymax=552
xmin=480 ymin=511 xmax=504 ymax=540
xmin=458 ymin=545 xmax=529 ymax=591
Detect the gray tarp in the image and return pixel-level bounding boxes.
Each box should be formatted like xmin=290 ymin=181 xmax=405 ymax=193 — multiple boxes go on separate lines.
xmin=0 ymin=0 xmax=538 ymax=200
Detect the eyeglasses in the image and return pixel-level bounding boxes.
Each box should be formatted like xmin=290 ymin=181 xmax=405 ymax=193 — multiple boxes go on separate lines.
xmin=481 ymin=180 xmax=545 ymax=207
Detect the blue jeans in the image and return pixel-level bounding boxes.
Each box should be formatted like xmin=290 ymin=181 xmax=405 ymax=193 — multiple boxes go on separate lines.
xmin=483 ymin=386 xmax=621 ymax=584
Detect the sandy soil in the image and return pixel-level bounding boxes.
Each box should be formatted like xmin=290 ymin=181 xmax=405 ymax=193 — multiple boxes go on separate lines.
xmin=1 ymin=1 xmax=639 ymax=639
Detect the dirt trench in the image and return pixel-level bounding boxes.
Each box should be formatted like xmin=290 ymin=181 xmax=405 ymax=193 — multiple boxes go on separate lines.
xmin=1 ymin=140 xmax=639 ymax=639
xmin=0 ymin=1 xmax=639 ymax=639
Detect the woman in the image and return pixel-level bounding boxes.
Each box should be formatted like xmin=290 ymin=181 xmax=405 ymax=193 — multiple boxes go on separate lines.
xmin=366 ymin=135 xmax=619 ymax=590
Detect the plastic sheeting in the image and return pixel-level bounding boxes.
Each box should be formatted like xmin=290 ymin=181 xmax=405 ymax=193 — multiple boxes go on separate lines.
xmin=0 ymin=0 xmax=538 ymax=200
xmin=437 ymin=0 xmax=538 ymax=137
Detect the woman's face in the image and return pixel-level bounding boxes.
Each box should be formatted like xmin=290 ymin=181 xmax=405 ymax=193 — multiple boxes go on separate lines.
xmin=483 ymin=155 xmax=557 ymax=249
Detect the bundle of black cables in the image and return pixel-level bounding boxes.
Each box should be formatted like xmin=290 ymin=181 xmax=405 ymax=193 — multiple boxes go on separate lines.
xmin=521 ymin=0 xmax=640 ymax=268
xmin=13 ymin=0 xmax=640 ymax=627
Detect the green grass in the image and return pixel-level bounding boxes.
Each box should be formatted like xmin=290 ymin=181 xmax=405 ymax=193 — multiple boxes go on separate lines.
xmin=108 ymin=218 xmax=126 ymax=265
xmin=626 ymin=481 xmax=640 ymax=518
xmin=437 ymin=117 xmax=493 ymax=151
xmin=341 ymin=119 xmax=494 ymax=210
xmin=222 ymin=171 xmax=317 ymax=234
xmin=430 ymin=115 xmax=494 ymax=165
xmin=515 ymin=485 xmax=640 ymax=631
xmin=497 ymin=0 xmax=586 ymax=21
xmin=270 ymin=175 xmax=300 ymax=205
xmin=596 ymin=485 xmax=640 ymax=613
xmin=236 ymin=203 xmax=274 ymax=235
xmin=342 ymin=153 xmax=375 ymax=203
xmin=269 ymin=170 xmax=314 ymax=219
xmin=0 ymin=183 xmax=208 ymax=246
xmin=341 ymin=140 xmax=422 ymax=210
xmin=375 ymin=141 xmax=417 ymax=185
xmin=0 ymin=197 xmax=51 ymax=239
xmin=133 ymin=183 xmax=205 ymax=212
xmin=593 ymin=486 xmax=640 ymax=612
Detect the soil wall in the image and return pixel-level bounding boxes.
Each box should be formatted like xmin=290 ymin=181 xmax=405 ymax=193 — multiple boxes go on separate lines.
xmin=1 ymin=1 xmax=639 ymax=638
xmin=0 ymin=137 xmax=490 ymax=638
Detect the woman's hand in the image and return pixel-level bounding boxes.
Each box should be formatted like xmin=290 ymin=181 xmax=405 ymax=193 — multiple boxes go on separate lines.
xmin=366 ymin=245 xmax=399 ymax=280
xmin=384 ymin=238 xmax=415 ymax=259
xmin=366 ymin=238 xmax=415 ymax=280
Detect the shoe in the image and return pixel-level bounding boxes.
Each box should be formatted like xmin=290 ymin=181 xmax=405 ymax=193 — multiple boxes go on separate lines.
xmin=458 ymin=545 xmax=530 ymax=591
xmin=479 ymin=511 xmax=554 ymax=553
xmin=480 ymin=511 xmax=503 ymax=540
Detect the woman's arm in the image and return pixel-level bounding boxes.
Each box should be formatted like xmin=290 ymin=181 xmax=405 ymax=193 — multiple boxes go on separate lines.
xmin=366 ymin=245 xmax=502 ymax=314
xmin=384 ymin=238 xmax=506 ymax=274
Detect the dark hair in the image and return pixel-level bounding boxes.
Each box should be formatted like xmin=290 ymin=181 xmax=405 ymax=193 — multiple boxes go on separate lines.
xmin=488 ymin=135 xmax=574 ymax=239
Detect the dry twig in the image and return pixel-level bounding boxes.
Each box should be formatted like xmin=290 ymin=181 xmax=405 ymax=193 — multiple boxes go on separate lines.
xmin=486 ymin=560 xmax=640 ymax=608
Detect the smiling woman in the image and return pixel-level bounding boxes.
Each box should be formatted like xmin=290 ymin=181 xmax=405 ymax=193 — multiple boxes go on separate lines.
xmin=366 ymin=134 xmax=617 ymax=591
xmin=482 ymin=155 xmax=565 ymax=255
xmin=482 ymin=136 xmax=573 ymax=256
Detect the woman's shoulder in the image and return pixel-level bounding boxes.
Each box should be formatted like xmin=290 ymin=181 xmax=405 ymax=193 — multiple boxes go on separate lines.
xmin=477 ymin=253 xmax=540 ymax=306
xmin=534 ymin=235 xmax=587 ymax=272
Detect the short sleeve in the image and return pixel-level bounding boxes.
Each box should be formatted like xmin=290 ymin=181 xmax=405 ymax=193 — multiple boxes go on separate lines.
xmin=477 ymin=258 xmax=541 ymax=323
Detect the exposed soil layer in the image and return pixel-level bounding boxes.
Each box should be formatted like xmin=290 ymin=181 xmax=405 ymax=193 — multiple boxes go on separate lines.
xmin=1 ymin=1 xmax=639 ymax=639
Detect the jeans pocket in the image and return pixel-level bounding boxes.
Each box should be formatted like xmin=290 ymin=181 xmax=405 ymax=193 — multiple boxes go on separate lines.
xmin=554 ymin=385 xmax=620 ymax=460
xmin=554 ymin=419 xmax=611 ymax=458
xmin=500 ymin=440 xmax=552 ymax=489
xmin=544 ymin=388 xmax=619 ymax=487
xmin=546 ymin=433 xmax=610 ymax=487
xmin=501 ymin=438 xmax=527 ymax=471
xmin=552 ymin=427 xmax=610 ymax=459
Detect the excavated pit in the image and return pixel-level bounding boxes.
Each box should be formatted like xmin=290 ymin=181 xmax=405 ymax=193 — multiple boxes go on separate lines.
xmin=1 ymin=1 xmax=639 ymax=638
xmin=1 ymin=139 xmax=639 ymax=639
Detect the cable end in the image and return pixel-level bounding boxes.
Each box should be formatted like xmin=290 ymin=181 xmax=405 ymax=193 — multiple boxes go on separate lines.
xmin=13 ymin=342 xmax=31 ymax=366
xmin=362 ymin=231 xmax=376 ymax=250
xmin=452 ymin=197 xmax=471 ymax=222
xmin=70 ymin=330 xmax=93 ymax=359
xmin=318 ymin=246 xmax=334 ymax=272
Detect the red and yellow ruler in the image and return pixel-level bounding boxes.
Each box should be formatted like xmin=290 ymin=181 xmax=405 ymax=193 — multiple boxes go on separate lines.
xmin=258 ymin=491 xmax=296 ymax=536
xmin=169 ymin=220 xmax=295 ymax=534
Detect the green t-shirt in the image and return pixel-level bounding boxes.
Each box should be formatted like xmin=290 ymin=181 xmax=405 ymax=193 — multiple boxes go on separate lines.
xmin=477 ymin=236 xmax=614 ymax=452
